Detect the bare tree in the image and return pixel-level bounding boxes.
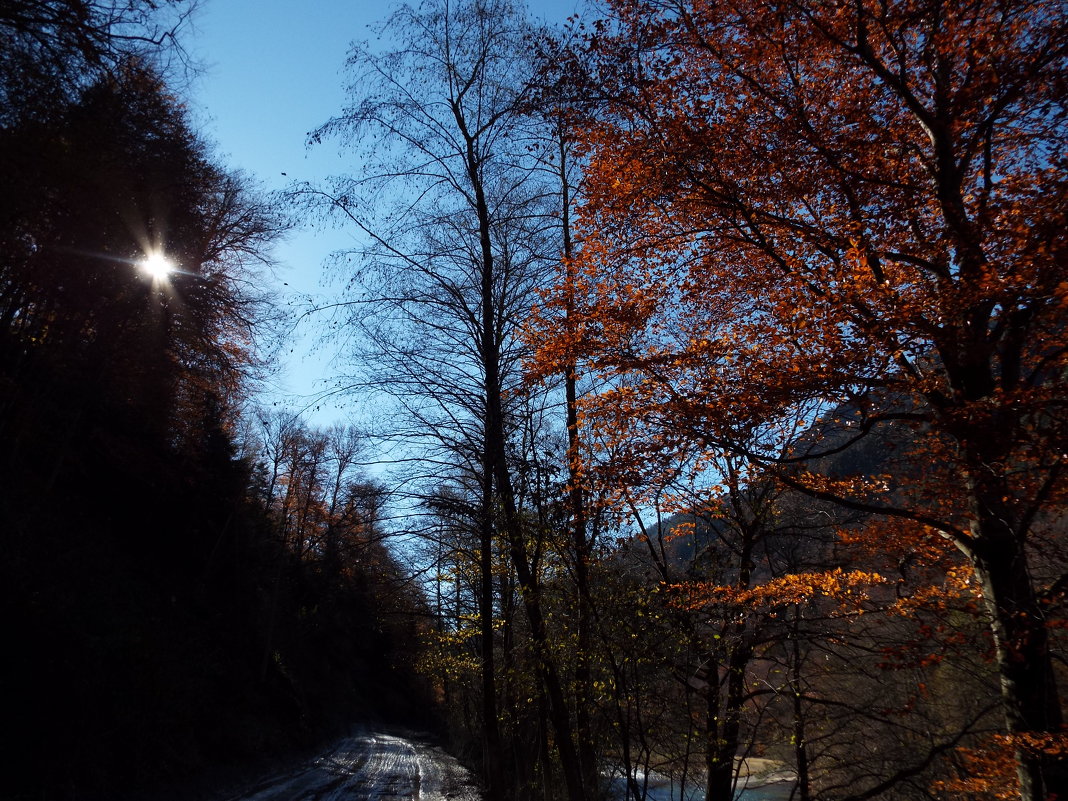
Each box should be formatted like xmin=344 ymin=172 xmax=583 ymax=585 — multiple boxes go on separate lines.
xmin=297 ymin=1 xmax=589 ymax=798
xmin=0 ymin=0 xmax=196 ymax=123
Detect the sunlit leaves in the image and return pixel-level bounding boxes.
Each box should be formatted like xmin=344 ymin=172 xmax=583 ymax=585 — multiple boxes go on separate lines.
xmin=671 ymin=567 xmax=887 ymax=614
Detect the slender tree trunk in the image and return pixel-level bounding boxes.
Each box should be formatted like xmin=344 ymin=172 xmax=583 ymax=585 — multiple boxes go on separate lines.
xmin=705 ymin=669 xmax=726 ymax=801
xmin=605 ymin=648 xmax=643 ymax=801
xmin=559 ymin=129 xmax=599 ymax=794
xmin=459 ymin=101 xmax=586 ymax=801
xmin=705 ymin=644 xmax=752 ymax=801
xmin=484 ymin=291 xmax=585 ymax=798
xmin=537 ymin=685 xmax=555 ymax=800
xmin=790 ymin=607 xmax=811 ymax=801
xmin=479 ymin=455 xmax=507 ymax=801
xmin=495 ymin=464 xmax=587 ymax=801
xmin=707 ymin=504 xmax=757 ymax=801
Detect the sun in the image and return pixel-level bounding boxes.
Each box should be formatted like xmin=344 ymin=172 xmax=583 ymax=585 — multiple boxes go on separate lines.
xmin=138 ymin=251 xmax=175 ymax=280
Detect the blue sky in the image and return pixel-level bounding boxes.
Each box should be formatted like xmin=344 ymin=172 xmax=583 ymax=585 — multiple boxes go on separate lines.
xmin=185 ymin=0 xmax=588 ymax=425
xmin=185 ymin=0 xmax=377 ymax=423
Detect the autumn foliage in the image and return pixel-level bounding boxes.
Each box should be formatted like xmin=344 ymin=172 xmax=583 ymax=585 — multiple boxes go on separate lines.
xmin=527 ymin=0 xmax=1067 ymax=798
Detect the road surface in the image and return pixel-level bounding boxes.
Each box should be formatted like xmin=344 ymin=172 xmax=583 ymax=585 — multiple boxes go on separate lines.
xmin=223 ymin=730 xmax=481 ymax=801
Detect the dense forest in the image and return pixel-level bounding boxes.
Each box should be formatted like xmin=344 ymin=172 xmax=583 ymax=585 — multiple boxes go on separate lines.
xmin=1 ymin=4 xmax=433 ymax=799
xmin=3 ymin=1 xmax=1066 ymax=801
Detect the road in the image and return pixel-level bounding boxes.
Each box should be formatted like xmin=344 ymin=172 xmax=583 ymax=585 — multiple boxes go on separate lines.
xmin=223 ymin=730 xmax=481 ymax=801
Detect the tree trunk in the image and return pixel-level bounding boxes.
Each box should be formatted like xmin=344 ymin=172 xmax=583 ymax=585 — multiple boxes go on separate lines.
xmin=479 ymin=457 xmax=507 ymax=801
xmin=461 ymin=94 xmax=587 ymax=801
xmin=705 ymin=669 xmax=729 ymax=801
xmin=559 ymin=130 xmax=599 ymax=795
xmin=707 ymin=501 xmax=757 ymax=801
xmin=790 ymin=607 xmax=812 ymax=801
xmin=495 ymin=460 xmax=587 ymax=801
xmin=957 ymin=427 xmax=1067 ymax=801
xmin=705 ymin=643 xmax=752 ymax=801
xmin=973 ymin=529 xmax=1066 ymax=801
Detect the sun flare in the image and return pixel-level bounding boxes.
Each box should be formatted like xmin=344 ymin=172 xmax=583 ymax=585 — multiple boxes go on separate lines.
xmin=139 ymin=251 xmax=175 ymax=280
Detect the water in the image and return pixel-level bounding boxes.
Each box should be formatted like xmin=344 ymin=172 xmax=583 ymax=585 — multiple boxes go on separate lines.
xmin=606 ymin=773 xmax=796 ymax=801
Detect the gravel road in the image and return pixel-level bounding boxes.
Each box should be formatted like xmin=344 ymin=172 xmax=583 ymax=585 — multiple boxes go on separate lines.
xmin=222 ymin=730 xmax=481 ymax=801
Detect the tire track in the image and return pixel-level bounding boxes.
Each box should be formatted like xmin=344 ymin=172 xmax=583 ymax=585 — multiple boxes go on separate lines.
xmin=223 ymin=730 xmax=479 ymax=801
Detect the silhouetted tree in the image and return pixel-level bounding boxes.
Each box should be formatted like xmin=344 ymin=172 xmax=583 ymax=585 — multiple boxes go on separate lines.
xmin=302 ymin=1 xmax=594 ymax=797
xmin=0 ymin=0 xmax=194 ymax=124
